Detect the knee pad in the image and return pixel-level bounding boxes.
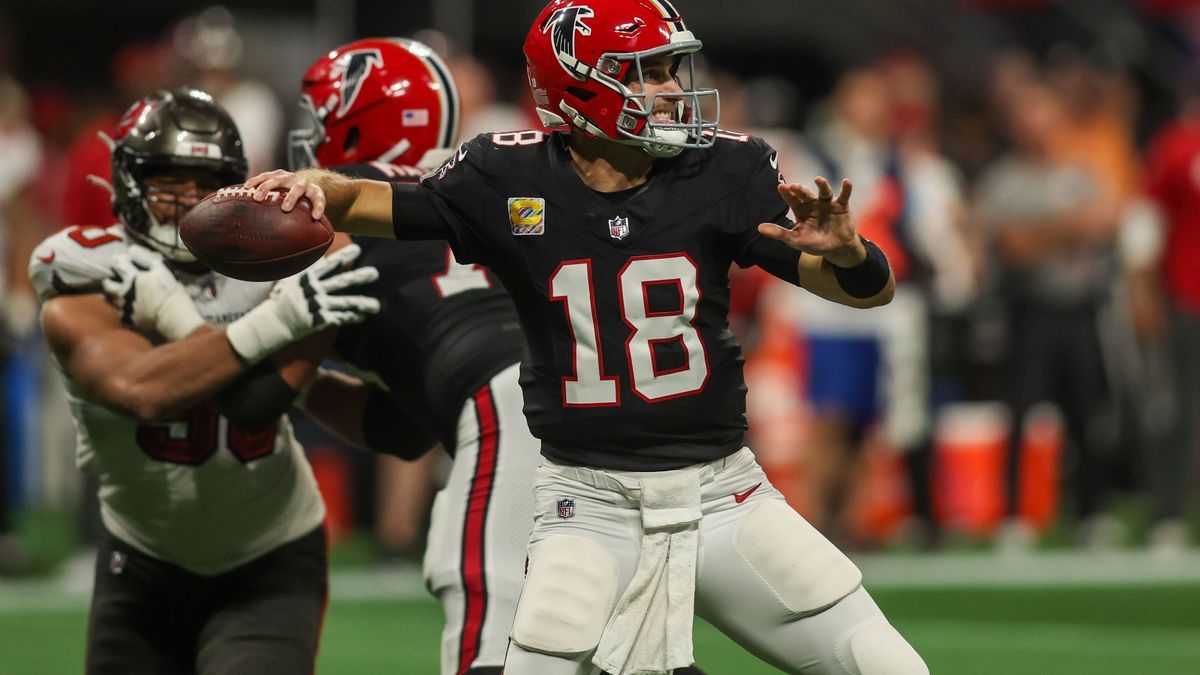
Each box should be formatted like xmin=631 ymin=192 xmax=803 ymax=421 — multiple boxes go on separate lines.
xmin=735 ymin=500 xmax=862 ymax=615
xmin=839 ymin=620 xmax=928 ymax=675
xmin=509 ymin=535 xmax=619 ymax=655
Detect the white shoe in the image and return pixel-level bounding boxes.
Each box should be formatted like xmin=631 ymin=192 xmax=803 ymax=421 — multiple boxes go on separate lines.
xmin=1147 ymin=519 xmax=1190 ymax=556
xmin=1076 ymin=514 xmax=1126 ymax=550
xmin=994 ymin=518 xmax=1038 ymax=554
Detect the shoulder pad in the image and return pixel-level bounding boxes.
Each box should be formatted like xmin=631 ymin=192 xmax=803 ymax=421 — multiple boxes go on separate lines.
xmin=29 ymin=225 xmax=129 ymax=303
xmin=716 ymin=131 xmax=779 ymax=174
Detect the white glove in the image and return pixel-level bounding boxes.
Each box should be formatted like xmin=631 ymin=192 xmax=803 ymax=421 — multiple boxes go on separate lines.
xmin=225 ymin=244 xmax=380 ymax=364
xmin=102 ymin=246 xmax=205 ymax=342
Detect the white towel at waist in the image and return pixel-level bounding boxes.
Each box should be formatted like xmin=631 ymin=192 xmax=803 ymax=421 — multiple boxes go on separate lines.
xmin=593 ymin=467 xmax=702 ymax=675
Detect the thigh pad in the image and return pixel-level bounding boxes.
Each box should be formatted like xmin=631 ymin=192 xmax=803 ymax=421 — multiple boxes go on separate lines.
xmin=735 ymin=500 xmax=862 ymax=615
xmin=510 ymin=535 xmax=619 ymax=655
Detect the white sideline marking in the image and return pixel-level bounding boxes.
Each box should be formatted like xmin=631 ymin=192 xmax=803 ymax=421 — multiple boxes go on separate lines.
xmin=904 ymin=619 xmax=1200 ymax=655
xmin=2 ymin=551 xmax=1199 ymax=615
xmin=856 ymin=550 xmax=1200 ymax=587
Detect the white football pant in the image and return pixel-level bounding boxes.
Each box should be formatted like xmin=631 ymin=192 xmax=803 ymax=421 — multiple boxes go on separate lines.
xmin=503 ymin=448 xmax=928 ymax=674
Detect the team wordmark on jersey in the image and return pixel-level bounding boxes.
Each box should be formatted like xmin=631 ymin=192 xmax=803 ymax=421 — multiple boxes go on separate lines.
xmin=608 ymin=215 xmax=630 ymax=240
xmin=508 ymin=197 xmax=546 ymax=235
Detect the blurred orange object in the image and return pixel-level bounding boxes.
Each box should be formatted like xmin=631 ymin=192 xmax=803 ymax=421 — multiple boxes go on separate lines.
xmin=931 ymin=402 xmax=1064 ymax=536
xmin=850 ymin=438 xmax=912 ymax=543
xmin=308 ymin=446 xmax=353 ymax=542
xmin=932 ymin=403 xmax=1008 ymax=535
xmin=1017 ymin=407 xmax=1063 ymax=531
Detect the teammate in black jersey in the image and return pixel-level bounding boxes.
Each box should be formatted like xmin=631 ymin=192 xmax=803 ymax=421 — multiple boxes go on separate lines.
xmin=285 ymin=39 xmax=540 ymax=675
xmin=249 ymin=1 xmax=928 ymax=673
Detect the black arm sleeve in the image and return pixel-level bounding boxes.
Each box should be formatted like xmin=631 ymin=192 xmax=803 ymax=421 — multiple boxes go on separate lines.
xmin=362 ymin=386 xmax=440 ymax=460
xmin=215 ymin=361 xmax=298 ymax=431
xmin=389 ymin=182 xmax=452 ymax=240
xmin=739 ymin=228 xmax=802 ymax=286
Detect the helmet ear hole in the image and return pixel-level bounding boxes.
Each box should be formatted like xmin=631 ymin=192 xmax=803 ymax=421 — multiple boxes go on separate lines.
xmin=566 ymin=87 xmax=597 ymax=102
xmin=343 ymin=125 xmax=360 ymax=155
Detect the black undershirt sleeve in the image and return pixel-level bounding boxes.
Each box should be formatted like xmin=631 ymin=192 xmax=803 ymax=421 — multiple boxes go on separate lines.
xmin=740 ymin=223 xmax=803 ymax=286
xmin=389 ymin=182 xmax=452 ymax=240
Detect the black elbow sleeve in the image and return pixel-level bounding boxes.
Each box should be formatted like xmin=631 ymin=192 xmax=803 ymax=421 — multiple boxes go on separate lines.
xmin=390 ymin=183 xmax=451 ymax=240
xmin=362 ymin=387 xmax=439 ymax=460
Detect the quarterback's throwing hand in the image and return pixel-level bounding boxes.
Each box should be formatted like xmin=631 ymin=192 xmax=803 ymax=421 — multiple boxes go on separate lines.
xmin=225 ymin=244 xmax=380 ymax=364
xmin=246 ymin=169 xmax=327 ymax=219
xmin=758 ymin=177 xmax=867 ymax=268
xmin=102 ymin=246 xmax=206 ymax=342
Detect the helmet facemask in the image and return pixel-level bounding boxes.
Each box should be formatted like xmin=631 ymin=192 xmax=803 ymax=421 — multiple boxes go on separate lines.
xmin=604 ymin=40 xmax=718 ymax=157
xmin=287 ymin=94 xmax=326 ymax=171
xmin=117 ymin=162 xmax=226 ymax=264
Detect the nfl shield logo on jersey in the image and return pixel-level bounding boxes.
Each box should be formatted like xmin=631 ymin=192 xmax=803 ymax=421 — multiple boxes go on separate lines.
xmin=608 ymin=215 xmax=630 ymax=240
xmin=557 ymin=497 xmax=575 ymax=519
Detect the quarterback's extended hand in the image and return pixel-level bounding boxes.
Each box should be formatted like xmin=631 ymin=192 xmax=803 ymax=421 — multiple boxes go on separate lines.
xmin=757 ymin=177 xmax=867 ymax=268
xmin=102 ymin=246 xmax=205 ymax=342
xmin=225 ymin=244 xmax=380 ymax=364
xmin=245 ymin=168 xmax=328 ymax=219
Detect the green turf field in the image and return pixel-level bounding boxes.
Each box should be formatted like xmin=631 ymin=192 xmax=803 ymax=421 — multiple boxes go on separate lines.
xmin=3 ymin=581 xmax=1199 ymax=674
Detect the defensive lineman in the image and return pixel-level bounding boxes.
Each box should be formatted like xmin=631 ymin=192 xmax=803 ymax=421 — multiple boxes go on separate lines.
xmin=30 ymin=88 xmax=377 ymax=674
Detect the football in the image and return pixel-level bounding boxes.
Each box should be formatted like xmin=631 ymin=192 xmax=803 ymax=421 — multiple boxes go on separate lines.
xmin=179 ymin=186 xmax=333 ymax=282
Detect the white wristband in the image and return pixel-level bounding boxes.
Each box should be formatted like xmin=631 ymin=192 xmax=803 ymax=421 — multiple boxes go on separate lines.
xmin=156 ymin=287 xmax=206 ymax=342
xmin=225 ymin=302 xmax=294 ymax=364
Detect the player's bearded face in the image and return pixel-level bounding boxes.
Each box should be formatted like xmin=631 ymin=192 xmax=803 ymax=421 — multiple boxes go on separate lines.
xmin=143 ymin=170 xmax=223 ymax=227
xmin=627 ymin=55 xmax=685 ymax=123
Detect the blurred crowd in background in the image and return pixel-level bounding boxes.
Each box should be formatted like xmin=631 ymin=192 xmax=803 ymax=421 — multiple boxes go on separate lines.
xmin=2 ymin=0 xmax=1200 ymax=575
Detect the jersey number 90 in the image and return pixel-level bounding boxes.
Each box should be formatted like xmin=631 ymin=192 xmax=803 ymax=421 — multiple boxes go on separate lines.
xmin=137 ymin=403 xmax=277 ymax=465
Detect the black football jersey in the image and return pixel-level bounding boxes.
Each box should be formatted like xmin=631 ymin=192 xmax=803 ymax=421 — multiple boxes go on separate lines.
xmin=333 ymin=162 xmax=526 ymax=452
xmin=418 ymin=130 xmax=798 ymax=470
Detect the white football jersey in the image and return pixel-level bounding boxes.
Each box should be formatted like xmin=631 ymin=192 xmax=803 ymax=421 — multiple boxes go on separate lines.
xmin=30 ymin=224 xmax=325 ymax=575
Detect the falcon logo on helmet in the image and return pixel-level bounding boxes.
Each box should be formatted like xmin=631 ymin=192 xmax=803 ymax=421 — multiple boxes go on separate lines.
xmin=333 ymin=49 xmax=384 ymax=119
xmin=541 ymin=5 xmax=594 ymax=79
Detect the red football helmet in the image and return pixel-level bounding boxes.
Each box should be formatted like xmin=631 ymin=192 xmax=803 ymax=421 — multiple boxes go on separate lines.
xmin=289 ymin=38 xmax=459 ymax=170
xmin=524 ymin=0 xmax=718 ymax=157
